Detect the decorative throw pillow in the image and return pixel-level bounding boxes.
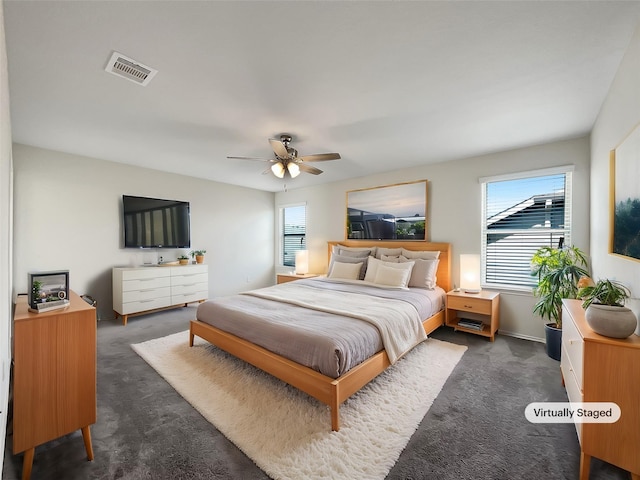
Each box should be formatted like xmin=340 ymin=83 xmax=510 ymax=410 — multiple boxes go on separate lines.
xmin=380 ymin=254 xmax=401 ymax=262
xmin=401 ymin=248 xmax=440 ymax=260
xmin=399 ymin=257 xmax=439 ymax=289
xmin=373 ymin=263 xmax=412 ymax=288
xmin=329 ymin=254 xmax=369 ymax=280
xmin=328 ymin=261 xmax=363 ymax=280
xmin=364 ymin=256 xmax=415 ymax=284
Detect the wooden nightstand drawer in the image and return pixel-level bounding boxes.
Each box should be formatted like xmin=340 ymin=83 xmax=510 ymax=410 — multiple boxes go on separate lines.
xmin=447 ymin=295 xmax=492 ymax=315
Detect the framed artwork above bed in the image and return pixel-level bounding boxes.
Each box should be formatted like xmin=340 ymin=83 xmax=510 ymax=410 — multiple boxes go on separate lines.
xmin=346 ymin=180 xmax=427 ymax=241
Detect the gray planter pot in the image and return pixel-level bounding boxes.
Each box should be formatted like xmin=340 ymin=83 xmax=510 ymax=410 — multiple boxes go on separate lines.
xmin=585 ymin=304 xmax=638 ymax=339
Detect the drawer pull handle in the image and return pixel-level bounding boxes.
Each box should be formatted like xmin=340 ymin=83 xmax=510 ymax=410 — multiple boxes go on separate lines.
xmin=464 ymin=304 xmax=473 ymax=309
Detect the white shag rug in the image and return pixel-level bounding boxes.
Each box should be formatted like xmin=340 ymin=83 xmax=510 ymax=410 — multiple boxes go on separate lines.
xmin=132 ymin=330 xmax=466 ymax=480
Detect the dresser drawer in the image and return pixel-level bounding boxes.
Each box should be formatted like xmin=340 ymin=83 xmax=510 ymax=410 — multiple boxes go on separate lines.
xmin=561 ymin=312 xmax=584 ymax=389
xmin=120 ymin=268 xmax=171 ymax=281
xmin=447 ymin=295 xmax=492 ymax=315
xmin=122 ymin=276 xmax=171 ymax=292
xmin=561 ymin=345 xmax=583 ymax=443
xmin=122 ymin=286 xmax=171 ymax=303
xmin=171 ymin=272 xmax=208 ymax=287
xmin=119 ymin=297 xmax=172 ymax=315
xmin=172 ymin=282 xmax=207 ymax=296
xmin=171 ymin=290 xmax=208 ymax=305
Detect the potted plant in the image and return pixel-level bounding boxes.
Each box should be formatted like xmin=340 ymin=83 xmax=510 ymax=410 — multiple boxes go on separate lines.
xmin=190 ymin=249 xmax=206 ymax=264
xmin=530 ymin=245 xmax=589 ymax=360
xmin=177 ymin=254 xmax=190 ymax=265
xmin=578 ymin=279 xmax=637 ymax=338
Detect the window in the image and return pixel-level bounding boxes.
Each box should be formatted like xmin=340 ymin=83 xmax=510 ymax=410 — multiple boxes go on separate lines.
xmin=279 ymin=204 xmax=306 ymax=267
xmin=481 ymin=166 xmax=573 ymax=289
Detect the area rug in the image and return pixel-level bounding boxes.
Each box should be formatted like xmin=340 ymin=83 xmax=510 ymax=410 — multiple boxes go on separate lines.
xmin=132 ymin=330 xmax=467 ymax=480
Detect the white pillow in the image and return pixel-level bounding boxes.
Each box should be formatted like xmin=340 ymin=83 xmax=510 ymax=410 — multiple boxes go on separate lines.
xmin=399 ymin=257 xmax=439 ymax=289
xmin=380 ymin=254 xmax=401 ymax=262
xmin=364 ymin=256 xmax=415 ymax=283
xmin=332 ymin=244 xmax=377 ymax=258
xmin=401 ymin=248 xmax=440 ymax=260
xmin=329 ymin=254 xmax=369 ymax=280
xmin=373 ymin=263 xmax=412 ymax=288
xmin=328 ymin=261 xmax=363 ymax=280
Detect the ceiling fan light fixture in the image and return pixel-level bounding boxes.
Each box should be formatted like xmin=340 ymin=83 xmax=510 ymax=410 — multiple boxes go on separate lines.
xmin=271 ymin=162 xmax=285 ymax=178
xmin=287 ymin=162 xmax=300 ymax=178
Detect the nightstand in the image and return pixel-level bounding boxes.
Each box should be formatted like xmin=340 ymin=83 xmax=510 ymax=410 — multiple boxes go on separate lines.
xmin=276 ymin=273 xmax=320 ymax=284
xmin=446 ymin=290 xmax=500 ymax=341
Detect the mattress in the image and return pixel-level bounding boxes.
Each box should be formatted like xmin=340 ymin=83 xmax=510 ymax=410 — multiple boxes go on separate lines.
xmin=195 ymin=277 xmax=445 ymax=378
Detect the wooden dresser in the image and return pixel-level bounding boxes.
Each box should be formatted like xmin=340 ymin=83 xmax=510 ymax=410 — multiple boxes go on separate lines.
xmin=13 ymin=291 xmax=96 ymax=480
xmin=561 ymin=299 xmax=640 ymax=480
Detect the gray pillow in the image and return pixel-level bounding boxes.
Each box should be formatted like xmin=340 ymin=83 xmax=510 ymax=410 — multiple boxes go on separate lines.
xmin=329 ymin=254 xmax=369 ymax=280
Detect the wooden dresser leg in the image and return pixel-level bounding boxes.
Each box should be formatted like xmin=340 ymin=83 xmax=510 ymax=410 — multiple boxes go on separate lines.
xmin=81 ymin=425 xmax=94 ymax=461
xmin=21 ymin=447 xmax=34 ymax=480
xmin=122 ymin=314 xmax=128 ymax=326
xmin=579 ymin=451 xmax=591 ymax=480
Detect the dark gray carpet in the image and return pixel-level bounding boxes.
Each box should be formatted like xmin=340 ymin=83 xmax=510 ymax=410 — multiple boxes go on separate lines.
xmin=3 ymin=307 xmax=631 ymax=479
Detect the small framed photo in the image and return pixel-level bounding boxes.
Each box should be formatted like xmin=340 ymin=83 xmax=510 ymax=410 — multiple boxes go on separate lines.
xmin=28 ymin=270 xmax=70 ymax=313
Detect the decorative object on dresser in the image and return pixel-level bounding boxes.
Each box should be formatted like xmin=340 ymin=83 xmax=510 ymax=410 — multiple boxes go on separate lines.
xmin=27 ymin=270 xmax=70 ymax=313
xmin=13 ymin=291 xmax=97 ymax=480
xmin=190 ymin=249 xmax=206 ymax=264
xmin=177 ymin=255 xmax=190 ymax=265
xmin=560 ymin=299 xmax=640 ymax=480
xmin=530 ymin=245 xmax=589 ymax=360
xmin=578 ymin=278 xmax=638 ymax=339
xmin=112 ymin=264 xmax=208 ymax=325
xmin=445 ymin=290 xmax=500 ymax=341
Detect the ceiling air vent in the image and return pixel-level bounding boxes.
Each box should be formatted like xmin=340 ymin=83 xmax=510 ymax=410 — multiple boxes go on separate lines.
xmin=105 ymin=52 xmax=157 ymax=86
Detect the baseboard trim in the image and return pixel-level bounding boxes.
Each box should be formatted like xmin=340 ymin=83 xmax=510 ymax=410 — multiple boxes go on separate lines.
xmin=498 ymin=329 xmax=545 ymax=344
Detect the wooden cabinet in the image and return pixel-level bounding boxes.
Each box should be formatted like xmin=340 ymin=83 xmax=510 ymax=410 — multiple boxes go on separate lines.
xmin=276 ymin=273 xmax=319 ymax=284
xmin=113 ymin=264 xmax=208 ymax=325
xmin=561 ymin=299 xmax=640 ymax=480
xmin=13 ymin=291 xmax=96 ymax=480
xmin=445 ymin=290 xmax=500 ymax=341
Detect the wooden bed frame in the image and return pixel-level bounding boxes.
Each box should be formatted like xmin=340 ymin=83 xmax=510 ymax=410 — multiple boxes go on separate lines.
xmin=189 ymin=240 xmax=451 ymax=431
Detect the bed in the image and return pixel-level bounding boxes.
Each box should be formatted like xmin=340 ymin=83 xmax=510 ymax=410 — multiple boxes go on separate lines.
xmin=189 ymin=240 xmax=451 ymax=431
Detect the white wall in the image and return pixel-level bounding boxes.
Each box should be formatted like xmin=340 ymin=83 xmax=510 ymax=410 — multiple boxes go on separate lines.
xmin=275 ymin=136 xmax=591 ymax=341
xmin=0 ymin=1 xmax=13 ymax=471
xmin=591 ymin=23 xmax=640 ymax=332
xmin=13 ymin=144 xmax=275 ymax=321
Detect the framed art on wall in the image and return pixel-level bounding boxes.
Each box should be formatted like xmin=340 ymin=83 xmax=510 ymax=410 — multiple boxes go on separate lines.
xmin=610 ymin=122 xmax=640 ymax=262
xmin=346 ymin=180 xmax=427 ymax=241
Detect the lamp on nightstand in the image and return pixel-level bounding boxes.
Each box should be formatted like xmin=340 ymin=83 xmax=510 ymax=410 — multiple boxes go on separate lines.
xmin=295 ymin=250 xmax=309 ymax=275
xmin=460 ymin=254 xmax=481 ymax=293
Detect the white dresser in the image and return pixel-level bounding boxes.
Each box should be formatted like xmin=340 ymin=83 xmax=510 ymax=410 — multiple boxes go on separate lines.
xmin=113 ymin=264 xmax=208 ymax=325
xmin=561 ymin=299 xmax=640 ymax=480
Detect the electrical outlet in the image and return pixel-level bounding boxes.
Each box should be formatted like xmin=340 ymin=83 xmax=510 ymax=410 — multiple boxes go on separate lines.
xmin=246 ymin=276 xmax=251 ymax=283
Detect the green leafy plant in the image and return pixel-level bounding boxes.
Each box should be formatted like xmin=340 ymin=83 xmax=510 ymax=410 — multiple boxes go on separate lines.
xmin=190 ymin=250 xmax=206 ymax=258
xmin=177 ymin=254 xmax=190 ymax=260
xmin=579 ymin=279 xmax=630 ymax=309
xmin=530 ymin=245 xmax=589 ymax=328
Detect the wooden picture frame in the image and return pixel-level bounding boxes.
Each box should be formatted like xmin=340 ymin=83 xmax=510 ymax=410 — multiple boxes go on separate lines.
xmin=346 ymin=180 xmax=427 ymax=241
xmin=610 ymin=123 xmax=640 ymax=262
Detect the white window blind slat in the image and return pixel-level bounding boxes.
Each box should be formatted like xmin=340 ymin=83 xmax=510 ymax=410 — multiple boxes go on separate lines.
xmin=282 ymin=205 xmax=306 ymax=267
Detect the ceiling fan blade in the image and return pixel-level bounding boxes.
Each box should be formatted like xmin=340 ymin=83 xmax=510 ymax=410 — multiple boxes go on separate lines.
xmin=297 ymin=153 xmax=341 ymax=162
xmin=227 ymin=156 xmax=275 ymax=162
xmin=297 ymin=162 xmax=323 ymax=175
xmin=269 ymin=138 xmax=290 ymax=159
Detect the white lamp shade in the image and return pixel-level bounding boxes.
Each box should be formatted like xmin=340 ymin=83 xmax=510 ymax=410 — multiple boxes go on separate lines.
xmin=295 ymin=250 xmax=309 ymax=274
xmin=271 ymin=162 xmax=285 ymax=178
xmin=460 ymin=254 xmax=481 ymax=293
xmin=287 ymin=162 xmax=300 ymax=178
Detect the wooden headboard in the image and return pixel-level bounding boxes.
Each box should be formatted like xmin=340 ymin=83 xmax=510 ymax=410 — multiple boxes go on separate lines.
xmin=327 ymin=240 xmax=452 ymax=292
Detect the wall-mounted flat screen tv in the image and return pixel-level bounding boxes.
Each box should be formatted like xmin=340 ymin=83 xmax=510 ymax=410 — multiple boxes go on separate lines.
xmin=122 ymin=195 xmax=191 ymax=248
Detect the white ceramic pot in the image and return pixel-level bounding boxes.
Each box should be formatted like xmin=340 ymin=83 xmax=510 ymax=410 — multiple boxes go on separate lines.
xmin=585 ymin=304 xmax=638 ymax=339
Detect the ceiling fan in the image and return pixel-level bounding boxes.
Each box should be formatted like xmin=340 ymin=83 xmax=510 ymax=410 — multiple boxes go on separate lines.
xmin=227 ymin=134 xmax=341 ymax=179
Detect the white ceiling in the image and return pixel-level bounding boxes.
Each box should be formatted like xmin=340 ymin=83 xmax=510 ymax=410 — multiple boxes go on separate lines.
xmin=4 ymin=1 xmax=640 ymax=192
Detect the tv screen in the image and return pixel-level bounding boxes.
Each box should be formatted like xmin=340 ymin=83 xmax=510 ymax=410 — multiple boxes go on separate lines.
xmin=122 ymin=195 xmax=191 ymax=248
